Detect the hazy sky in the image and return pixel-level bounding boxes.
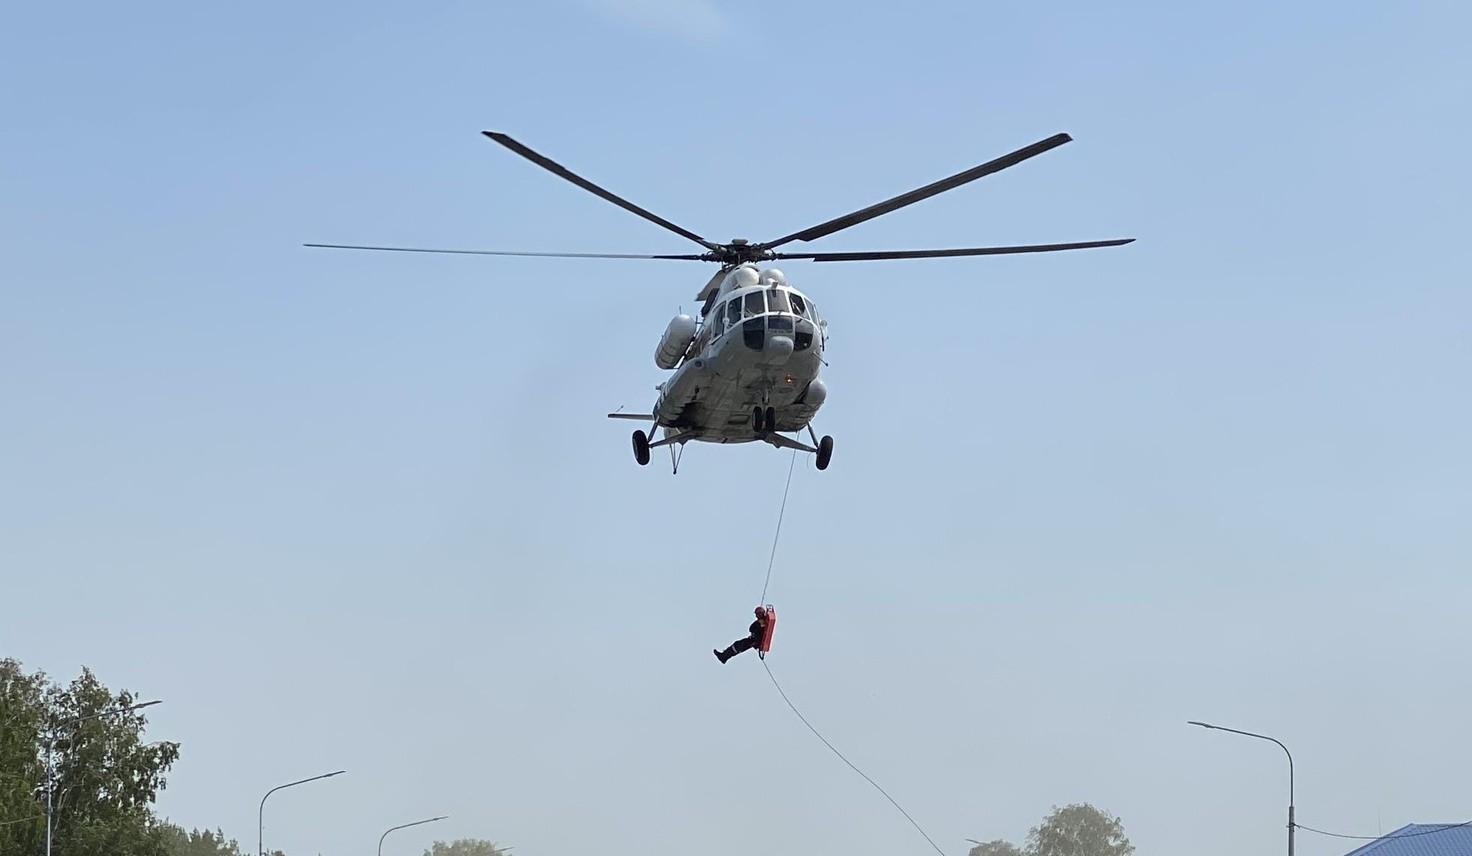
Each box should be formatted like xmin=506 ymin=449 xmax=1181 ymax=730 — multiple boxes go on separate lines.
xmin=3 ymin=2 xmax=1469 ymax=855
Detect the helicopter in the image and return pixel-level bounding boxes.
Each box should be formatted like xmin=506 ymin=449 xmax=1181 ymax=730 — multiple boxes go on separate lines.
xmin=308 ymin=131 xmax=1132 ymax=473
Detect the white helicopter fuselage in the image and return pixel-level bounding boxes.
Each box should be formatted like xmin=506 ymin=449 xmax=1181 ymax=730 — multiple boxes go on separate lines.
xmin=651 ymin=264 xmax=826 ymax=443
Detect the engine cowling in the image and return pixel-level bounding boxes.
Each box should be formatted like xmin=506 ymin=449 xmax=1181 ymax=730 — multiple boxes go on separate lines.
xmin=654 ymin=314 xmax=697 ymax=369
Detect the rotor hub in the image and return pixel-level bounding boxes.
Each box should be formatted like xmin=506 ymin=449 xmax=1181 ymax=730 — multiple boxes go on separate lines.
xmin=706 ymin=239 xmax=775 ymax=266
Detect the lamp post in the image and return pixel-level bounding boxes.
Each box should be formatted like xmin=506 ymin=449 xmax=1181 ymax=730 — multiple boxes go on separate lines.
xmin=43 ymin=699 xmax=162 ymax=856
xmin=378 ymin=815 xmax=449 ymax=856
xmin=1188 ymin=720 xmax=1295 ymax=856
xmin=257 ymin=770 xmax=346 ymax=856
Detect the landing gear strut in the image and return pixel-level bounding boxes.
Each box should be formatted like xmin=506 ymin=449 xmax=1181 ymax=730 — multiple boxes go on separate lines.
xmin=753 ymin=405 xmax=777 ymax=433
xmin=632 ymin=430 xmax=651 ymax=466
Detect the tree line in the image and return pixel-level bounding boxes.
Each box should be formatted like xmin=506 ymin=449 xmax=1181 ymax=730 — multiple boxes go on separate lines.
xmin=2 ymin=659 xmax=509 ymax=856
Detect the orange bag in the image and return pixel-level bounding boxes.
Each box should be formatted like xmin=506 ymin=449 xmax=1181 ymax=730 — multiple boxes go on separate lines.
xmin=757 ymin=605 xmax=777 ymax=657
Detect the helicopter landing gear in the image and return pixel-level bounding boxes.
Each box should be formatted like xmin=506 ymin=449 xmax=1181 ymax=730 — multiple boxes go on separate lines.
xmin=632 ymin=430 xmax=651 ymax=466
xmin=763 ymin=423 xmax=833 ymax=470
xmin=765 ymin=406 xmax=776 ymax=432
xmin=753 ymin=405 xmax=777 ymax=433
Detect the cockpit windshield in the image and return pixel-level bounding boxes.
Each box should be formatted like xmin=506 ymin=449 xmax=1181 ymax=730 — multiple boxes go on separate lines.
xmin=788 ymin=293 xmax=807 ymax=317
xmin=743 ymin=291 xmax=765 ymax=317
xmin=767 ymin=288 xmax=790 ymax=313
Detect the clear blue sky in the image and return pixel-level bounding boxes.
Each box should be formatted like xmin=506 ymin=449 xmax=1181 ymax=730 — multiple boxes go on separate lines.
xmin=3 ymin=2 xmax=1469 ymax=855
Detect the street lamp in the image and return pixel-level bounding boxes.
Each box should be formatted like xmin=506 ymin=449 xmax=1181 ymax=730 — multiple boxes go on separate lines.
xmin=257 ymin=770 xmax=346 ymax=856
xmin=43 ymin=699 xmax=163 ymax=856
xmin=1188 ymin=720 xmax=1295 ymax=856
xmin=378 ymin=815 xmax=450 ymax=856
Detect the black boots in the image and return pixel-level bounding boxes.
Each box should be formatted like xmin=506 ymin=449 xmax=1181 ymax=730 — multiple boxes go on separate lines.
xmin=714 ymin=647 xmax=731 ymax=664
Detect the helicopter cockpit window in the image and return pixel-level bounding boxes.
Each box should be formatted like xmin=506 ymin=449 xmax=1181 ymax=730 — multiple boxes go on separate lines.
xmin=788 ymin=293 xmax=807 ymax=317
xmin=726 ymin=297 xmax=742 ymax=328
xmin=744 ymin=291 xmax=765 ymax=317
xmin=711 ymin=309 xmax=725 ymax=337
xmin=767 ymin=288 xmax=790 ymax=313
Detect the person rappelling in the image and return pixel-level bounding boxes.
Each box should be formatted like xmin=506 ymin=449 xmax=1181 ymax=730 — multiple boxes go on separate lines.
xmin=714 ymin=605 xmax=776 ymax=663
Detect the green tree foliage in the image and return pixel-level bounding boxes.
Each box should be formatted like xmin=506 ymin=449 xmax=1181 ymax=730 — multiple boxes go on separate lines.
xmin=158 ymin=824 xmax=287 ymax=856
xmin=968 ymin=839 xmax=1025 ymax=856
xmin=1 ymin=661 xmax=49 ymax=845
xmin=161 ymin=826 xmax=239 ymax=856
xmin=970 ymin=803 xmax=1132 ymax=856
xmin=424 ymin=838 xmax=513 ymax=856
xmin=1026 ymin=804 xmax=1134 ymax=856
xmin=0 ymin=658 xmax=180 ymax=856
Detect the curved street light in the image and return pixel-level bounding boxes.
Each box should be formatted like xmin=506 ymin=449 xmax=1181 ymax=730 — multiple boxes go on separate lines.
xmin=44 ymin=699 xmax=163 ymax=856
xmin=1188 ymin=720 xmax=1295 ymax=856
xmin=379 ymin=815 xmax=450 ymax=856
xmin=258 ymin=770 xmax=346 ymax=856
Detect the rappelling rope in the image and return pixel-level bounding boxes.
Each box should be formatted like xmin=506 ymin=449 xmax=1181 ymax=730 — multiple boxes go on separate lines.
xmin=761 ymin=660 xmax=948 ymax=856
xmin=758 ymin=449 xmax=798 ymax=605
xmin=755 ymin=449 xmax=948 ymax=856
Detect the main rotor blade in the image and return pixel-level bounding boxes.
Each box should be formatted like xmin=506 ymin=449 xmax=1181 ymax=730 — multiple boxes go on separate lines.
xmin=304 ymin=243 xmax=708 ymax=260
xmin=760 ymin=133 xmax=1074 ymax=250
xmin=483 ymin=131 xmax=715 ymax=250
xmin=774 ymin=238 xmax=1134 ymax=262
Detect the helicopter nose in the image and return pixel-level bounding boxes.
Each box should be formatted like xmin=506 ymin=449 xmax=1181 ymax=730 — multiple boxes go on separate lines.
xmin=763 ymin=334 xmax=795 ymax=365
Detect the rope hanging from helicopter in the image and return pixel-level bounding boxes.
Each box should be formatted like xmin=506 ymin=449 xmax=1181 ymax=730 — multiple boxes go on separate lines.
xmin=758 ymin=450 xmax=798 ymax=606
xmin=756 ymin=451 xmax=949 ymax=856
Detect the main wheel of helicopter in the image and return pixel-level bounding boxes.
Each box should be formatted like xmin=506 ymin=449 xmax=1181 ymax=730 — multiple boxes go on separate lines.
xmin=752 ymin=406 xmax=765 ymax=433
xmin=632 ymin=429 xmax=651 ymax=466
xmin=764 ymin=406 xmax=776 ymax=432
xmin=815 ymin=435 xmax=834 ymax=470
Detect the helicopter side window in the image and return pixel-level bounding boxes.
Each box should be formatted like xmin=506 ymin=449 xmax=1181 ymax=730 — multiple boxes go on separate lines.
xmin=726 ymin=297 xmax=742 ymax=328
xmin=744 ymin=291 xmax=765 ymax=318
xmin=767 ymin=288 xmax=790 ymax=313
xmin=789 ymin=293 xmax=807 ymax=317
xmin=710 ymin=310 xmax=725 ymax=337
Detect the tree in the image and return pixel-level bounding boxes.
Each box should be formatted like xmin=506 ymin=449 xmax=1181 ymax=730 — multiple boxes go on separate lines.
xmin=1 ymin=660 xmax=49 ymax=850
xmin=159 ymin=824 xmax=289 ymax=856
xmin=424 ymin=839 xmax=513 ymax=856
xmin=161 ymin=826 xmax=242 ymax=856
xmin=1026 ymin=804 xmax=1133 ymax=856
xmin=968 ymin=803 xmax=1132 ymax=856
xmin=0 ymin=658 xmax=180 ymax=856
xmin=158 ymin=823 xmax=286 ymax=856
xmin=968 ymin=839 xmax=1025 ymax=856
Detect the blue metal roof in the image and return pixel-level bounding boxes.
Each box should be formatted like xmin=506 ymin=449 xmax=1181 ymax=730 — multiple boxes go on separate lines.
xmin=1342 ymin=823 xmax=1472 ymax=856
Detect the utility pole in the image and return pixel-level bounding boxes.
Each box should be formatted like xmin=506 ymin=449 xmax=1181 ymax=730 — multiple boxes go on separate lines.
xmin=1189 ymin=720 xmax=1295 ymax=856
xmin=378 ymin=815 xmax=449 ymax=856
xmin=257 ymin=770 xmax=346 ymax=856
